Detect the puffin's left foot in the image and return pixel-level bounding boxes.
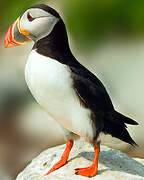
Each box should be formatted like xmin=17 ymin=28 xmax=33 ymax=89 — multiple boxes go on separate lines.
xmin=75 ymin=145 xmax=100 ymax=178
xmin=75 ymin=164 xmax=98 ymax=177
xmin=45 ymin=140 xmax=73 ymax=176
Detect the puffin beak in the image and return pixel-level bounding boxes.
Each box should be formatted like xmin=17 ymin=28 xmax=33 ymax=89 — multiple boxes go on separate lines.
xmin=4 ymin=17 xmax=31 ymax=48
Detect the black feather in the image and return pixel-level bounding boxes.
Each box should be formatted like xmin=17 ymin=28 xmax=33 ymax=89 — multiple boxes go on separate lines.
xmin=102 ymin=116 xmax=137 ymax=146
xmin=92 ymin=111 xmax=138 ymax=146
xmin=115 ymin=111 xmax=139 ymax=125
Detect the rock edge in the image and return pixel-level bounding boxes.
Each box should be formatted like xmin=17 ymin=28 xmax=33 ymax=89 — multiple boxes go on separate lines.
xmin=16 ymin=140 xmax=144 ymax=180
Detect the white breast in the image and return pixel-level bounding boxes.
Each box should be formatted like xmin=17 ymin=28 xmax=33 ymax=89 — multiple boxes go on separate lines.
xmin=25 ymin=50 xmax=95 ymax=141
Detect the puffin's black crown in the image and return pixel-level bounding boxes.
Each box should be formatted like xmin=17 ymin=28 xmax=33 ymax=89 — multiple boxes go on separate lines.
xmin=29 ymin=4 xmax=60 ymax=18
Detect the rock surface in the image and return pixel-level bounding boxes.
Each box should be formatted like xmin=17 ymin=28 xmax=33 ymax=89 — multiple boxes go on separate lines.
xmin=16 ymin=140 xmax=144 ymax=180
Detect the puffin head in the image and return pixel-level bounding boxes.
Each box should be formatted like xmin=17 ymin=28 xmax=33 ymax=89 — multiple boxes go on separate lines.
xmin=4 ymin=4 xmax=60 ymax=48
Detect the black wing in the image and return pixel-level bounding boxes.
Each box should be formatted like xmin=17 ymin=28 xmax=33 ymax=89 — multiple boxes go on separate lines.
xmin=70 ymin=62 xmax=114 ymax=113
xmin=70 ymin=62 xmax=138 ymax=146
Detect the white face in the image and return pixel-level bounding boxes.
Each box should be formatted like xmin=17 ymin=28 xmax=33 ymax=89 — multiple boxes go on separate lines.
xmin=20 ymin=8 xmax=59 ymax=41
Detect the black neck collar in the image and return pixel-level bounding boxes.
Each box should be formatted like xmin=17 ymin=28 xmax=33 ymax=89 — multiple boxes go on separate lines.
xmin=33 ymin=19 xmax=76 ymax=65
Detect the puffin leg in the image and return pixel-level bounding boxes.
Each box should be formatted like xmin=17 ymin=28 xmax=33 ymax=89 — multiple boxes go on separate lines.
xmin=45 ymin=140 xmax=73 ymax=176
xmin=75 ymin=145 xmax=100 ymax=178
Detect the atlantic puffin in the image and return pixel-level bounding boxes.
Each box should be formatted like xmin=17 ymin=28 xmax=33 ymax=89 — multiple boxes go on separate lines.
xmin=4 ymin=4 xmax=138 ymax=178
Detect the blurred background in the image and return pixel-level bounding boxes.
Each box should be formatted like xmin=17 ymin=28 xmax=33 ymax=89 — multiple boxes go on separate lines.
xmin=0 ymin=0 xmax=144 ymax=179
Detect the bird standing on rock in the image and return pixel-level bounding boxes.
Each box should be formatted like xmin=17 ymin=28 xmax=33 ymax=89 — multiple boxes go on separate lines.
xmin=4 ymin=4 xmax=138 ymax=178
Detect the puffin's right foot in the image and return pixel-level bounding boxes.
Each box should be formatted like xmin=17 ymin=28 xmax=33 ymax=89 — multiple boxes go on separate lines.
xmin=44 ymin=140 xmax=73 ymax=176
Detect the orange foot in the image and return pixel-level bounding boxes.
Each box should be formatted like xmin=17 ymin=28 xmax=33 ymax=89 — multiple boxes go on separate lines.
xmin=45 ymin=140 xmax=73 ymax=176
xmin=75 ymin=145 xmax=100 ymax=178
xmin=75 ymin=164 xmax=98 ymax=177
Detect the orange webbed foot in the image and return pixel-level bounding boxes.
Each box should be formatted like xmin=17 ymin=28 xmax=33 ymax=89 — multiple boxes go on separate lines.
xmin=75 ymin=145 xmax=100 ymax=178
xmin=45 ymin=158 xmax=67 ymax=175
xmin=75 ymin=164 xmax=98 ymax=177
xmin=44 ymin=140 xmax=73 ymax=176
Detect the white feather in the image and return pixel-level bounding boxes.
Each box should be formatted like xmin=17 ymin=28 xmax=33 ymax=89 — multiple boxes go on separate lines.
xmin=25 ymin=50 xmax=95 ymax=142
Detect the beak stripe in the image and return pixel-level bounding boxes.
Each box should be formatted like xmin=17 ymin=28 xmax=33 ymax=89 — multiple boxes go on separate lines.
xmin=4 ymin=17 xmax=31 ymax=48
xmin=10 ymin=21 xmax=21 ymax=46
xmin=17 ymin=18 xmax=30 ymax=36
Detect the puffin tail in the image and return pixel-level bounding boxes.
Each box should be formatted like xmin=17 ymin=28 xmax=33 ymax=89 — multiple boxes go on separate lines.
xmin=101 ymin=110 xmax=138 ymax=147
xmin=115 ymin=111 xmax=139 ymax=125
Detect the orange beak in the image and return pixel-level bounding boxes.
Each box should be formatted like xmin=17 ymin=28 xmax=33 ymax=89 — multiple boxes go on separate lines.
xmin=4 ymin=17 xmax=31 ymax=48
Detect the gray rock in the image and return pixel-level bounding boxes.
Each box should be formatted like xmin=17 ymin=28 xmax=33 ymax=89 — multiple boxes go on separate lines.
xmin=16 ymin=140 xmax=144 ymax=180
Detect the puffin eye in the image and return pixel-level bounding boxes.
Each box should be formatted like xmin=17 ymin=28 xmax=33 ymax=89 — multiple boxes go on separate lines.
xmin=27 ymin=12 xmax=34 ymax=22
